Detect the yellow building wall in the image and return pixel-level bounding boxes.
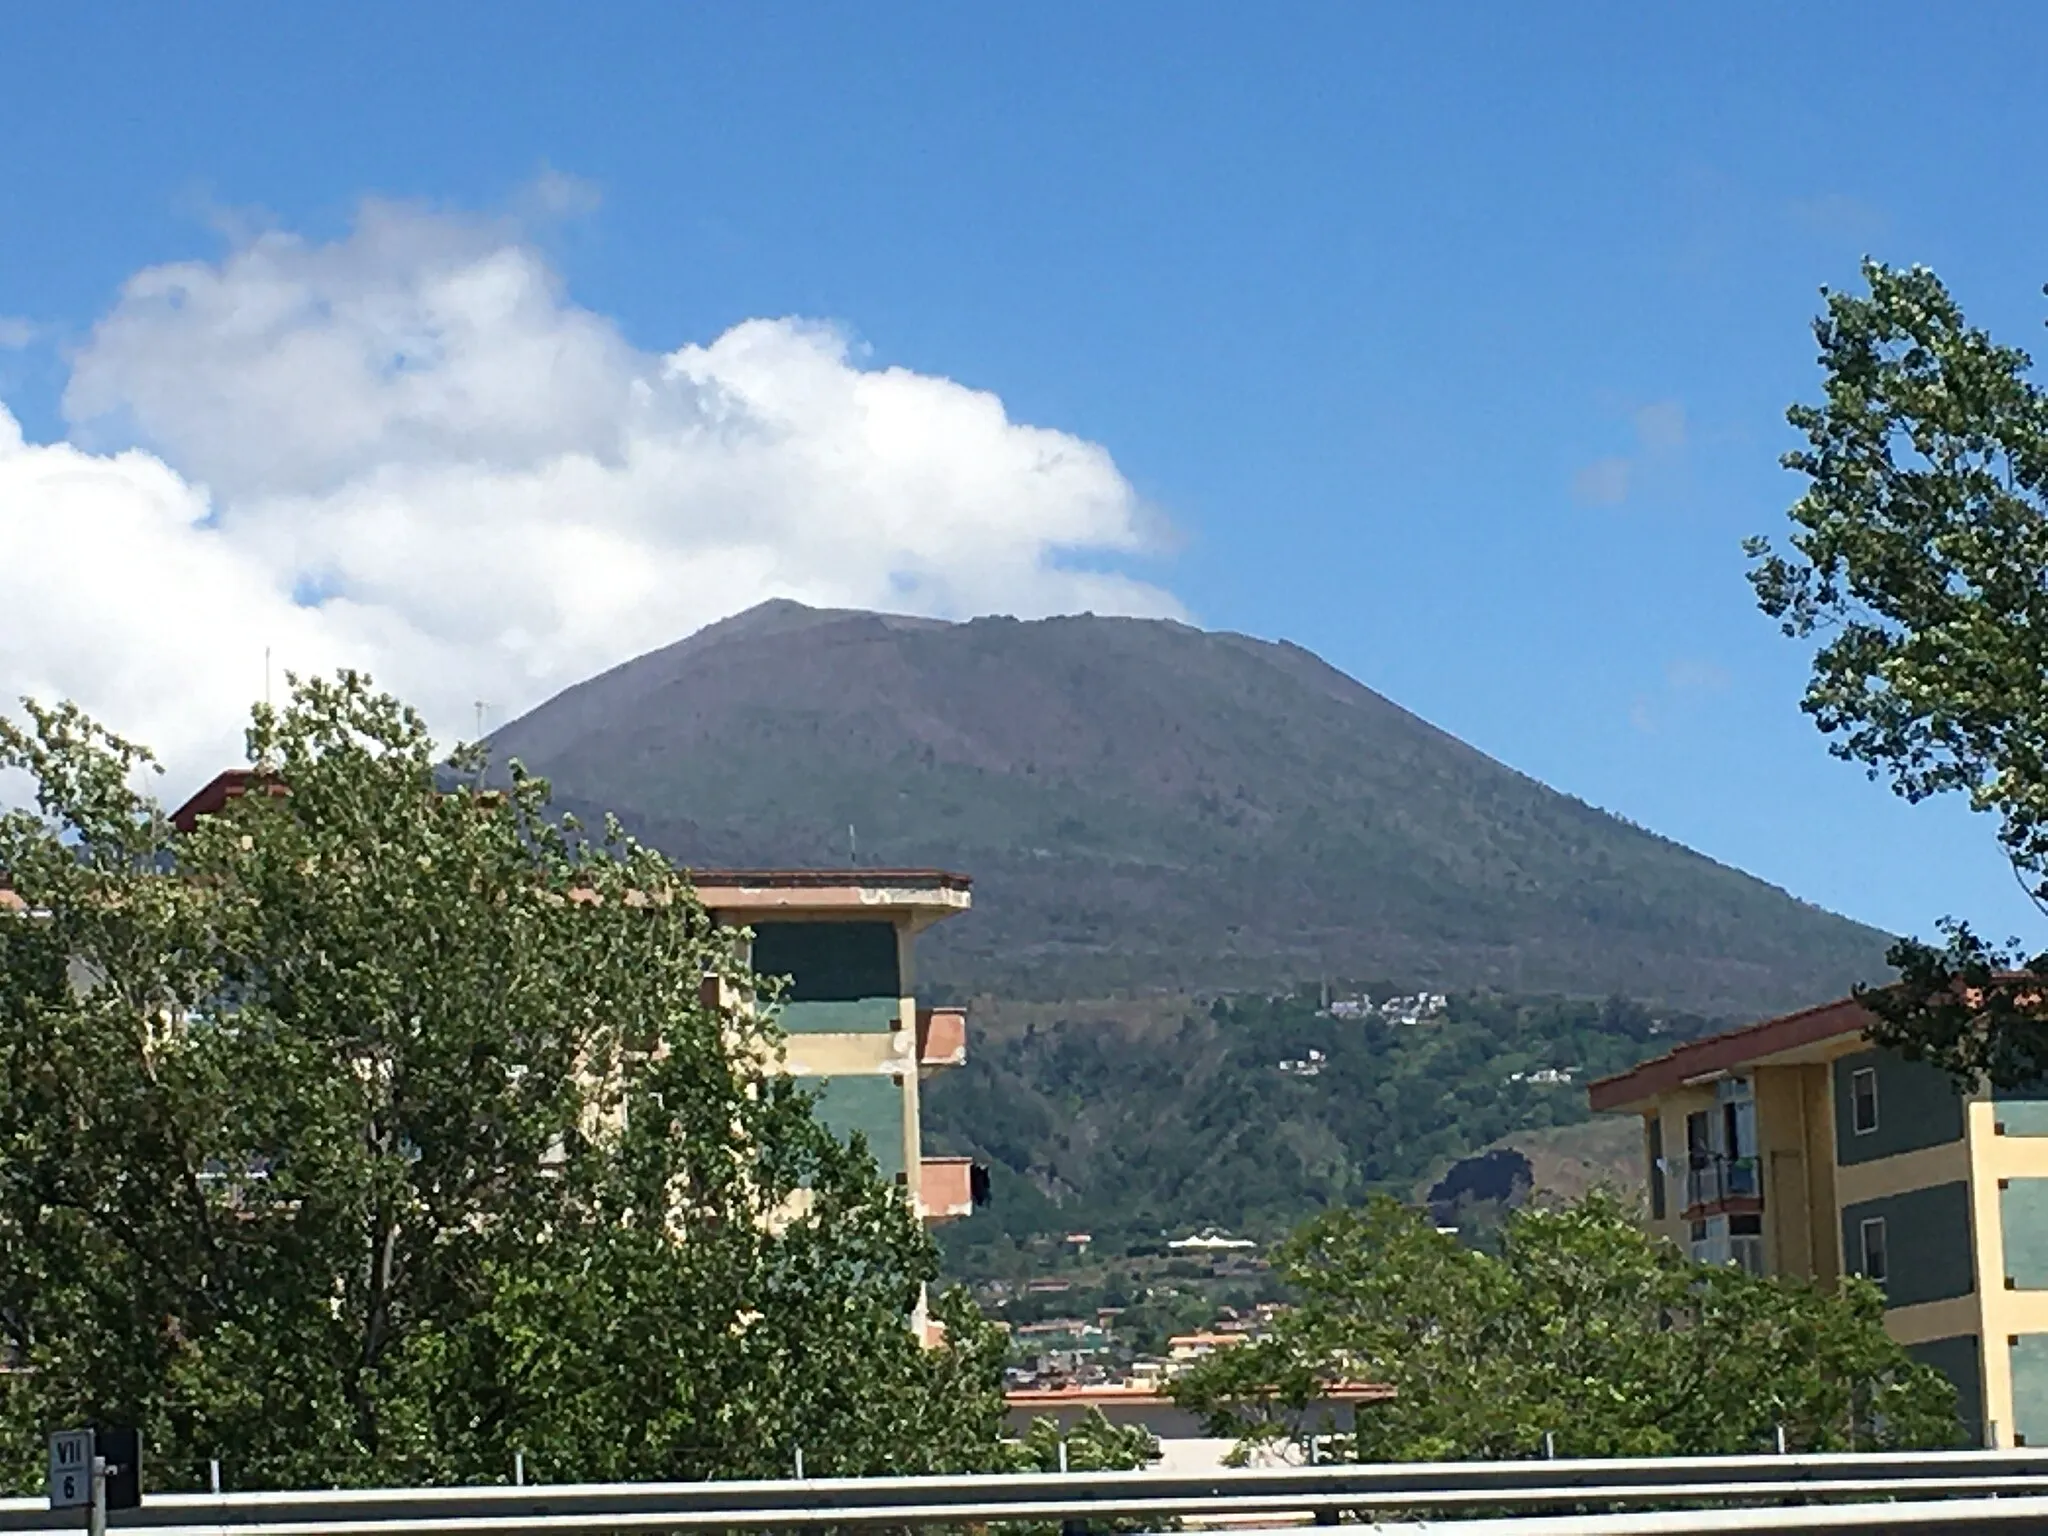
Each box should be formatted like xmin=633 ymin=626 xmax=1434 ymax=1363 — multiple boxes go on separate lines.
xmin=1755 ymin=1065 xmax=1819 ymax=1282
xmin=1619 ymin=1042 xmax=2043 ymax=1444
xmin=1961 ymin=1096 xmax=2048 ymax=1446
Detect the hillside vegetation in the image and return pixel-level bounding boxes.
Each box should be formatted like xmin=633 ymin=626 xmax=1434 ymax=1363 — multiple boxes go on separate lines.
xmin=491 ymin=601 xmax=1890 ymax=1017
xmin=922 ymin=987 xmax=1707 ymax=1272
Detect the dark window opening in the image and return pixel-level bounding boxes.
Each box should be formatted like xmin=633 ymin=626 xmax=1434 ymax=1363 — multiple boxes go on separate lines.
xmin=1648 ymin=1117 xmax=1667 ymax=1220
xmin=750 ymin=921 xmax=900 ymax=1002
xmin=1861 ymin=1217 xmax=1888 ymax=1285
xmin=1852 ymin=1067 xmax=1880 ymax=1135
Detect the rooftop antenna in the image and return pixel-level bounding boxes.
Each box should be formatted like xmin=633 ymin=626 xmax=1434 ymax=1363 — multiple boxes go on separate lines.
xmin=259 ymin=646 xmax=275 ymax=771
xmin=475 ymin=701 xmax=489 ymax=741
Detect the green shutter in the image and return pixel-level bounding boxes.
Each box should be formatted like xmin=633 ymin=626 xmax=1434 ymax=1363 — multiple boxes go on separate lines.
xmin=1995 ymin=1082 xmax=2048 ymax=1136
xmin=1905 ymin=1336 xmax=1982 ymax=1447
xmin=2003 ymin=1180 xmax=2048 ymax=1289
xmin=1831 ymin=1049 xmax=1965 ymax=1165
xmin=807 ymin=1074 xmax=907 ymax=1180
xmin=1839 ymin=1182 xmax=1974 ymax=1307
xmin=776 ymin=998 xmax=900 ymax=1035
xmin=2012 ymin=1335 xmax=2048 ymax=1447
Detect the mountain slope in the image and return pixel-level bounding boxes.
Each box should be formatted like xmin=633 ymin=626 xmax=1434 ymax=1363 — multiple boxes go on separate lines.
xmin=489 ymin=600 xmax=1888 ymax=1016
xmin=921 ymin=988 xmax=1693 ymax=1260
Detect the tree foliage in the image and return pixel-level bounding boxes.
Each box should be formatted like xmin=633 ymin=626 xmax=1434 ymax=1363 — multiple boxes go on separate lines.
xmin=0 ymin=675 xmax=1031 ymax=1491
xmin=1749 ymin=260 xmax=2048 ymax=1085
xmin=1173 ymin=1195 xmax=1959 ymax=1460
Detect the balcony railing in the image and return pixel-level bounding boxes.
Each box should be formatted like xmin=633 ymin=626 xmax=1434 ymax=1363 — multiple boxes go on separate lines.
xmin=1684 ymin=1154 xmax=1761 ymax=1210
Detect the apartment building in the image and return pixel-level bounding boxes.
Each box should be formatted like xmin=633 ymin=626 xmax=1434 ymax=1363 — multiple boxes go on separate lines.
xmin=690 ymin=868 xmax=986 ymax=1226
xmin=1589 ymin=993 xmax=2048 ymax=1448
xmin=169 ymin=772 xmax=988 ymax=1228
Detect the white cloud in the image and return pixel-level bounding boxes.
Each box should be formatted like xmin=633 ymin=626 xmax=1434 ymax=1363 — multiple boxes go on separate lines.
xmin=1666 ymin=657 xmax=1730 ymax=694
xmin=1632 ymin=400 xmax=1686 ymax=455
xmin=3 ymin=196 xmax=1181 ymax=806
xmin=1787 ymin=192 xmax=1889 ymax=245
xmin=1571 ymin=456 xmax=1630 ymax=507
xmin=1570 ymin=398 xmax=1686 ymax=508
xmin=0 ymin=317 xmax=35 ymax=350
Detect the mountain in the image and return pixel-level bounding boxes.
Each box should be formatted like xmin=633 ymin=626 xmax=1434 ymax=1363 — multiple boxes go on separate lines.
xmin=488 ymin=599 xmax=1889 ymax=1017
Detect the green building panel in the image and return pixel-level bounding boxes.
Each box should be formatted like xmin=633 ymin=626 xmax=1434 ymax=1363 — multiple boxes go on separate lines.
xmin=1995 ymin=1082 xmax=2048 ymax=1137
xmin=1839 ymin=1182 xmax=1974 ymax=1308
xmin=1831 ymin=1048 xmax=1965 ymax=1165
xmin=775 ymin=998 xmax=901 ymax=1035
xmin=2012 ymin=1335 xmax=2048 ymax=1447
xmin=751 ymin=921 xmax=900 ymax=1003
xmin=1905 ymin=1335 xmax=1983 ymax=1447
xmin=806 ymin=1073 xmax=907 ymax=1181
xmin=2002 ymin=1179 xmax=2048 ymax=1289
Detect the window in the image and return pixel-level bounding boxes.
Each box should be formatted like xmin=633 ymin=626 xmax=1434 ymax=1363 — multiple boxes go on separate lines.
xmin=1685 ymin=1110 xmax=1713 ymax=1206
xmin=1852 ymin=1066 xmax=1880 ymax=1135
xmin=1730 ymin=1213 xmax=1765 ymax=1277
xmin=1648 ymin=1117 xmax=1667 ymax=1220
xmin=1861 ymin=1216 xmax=1889 ymax=1285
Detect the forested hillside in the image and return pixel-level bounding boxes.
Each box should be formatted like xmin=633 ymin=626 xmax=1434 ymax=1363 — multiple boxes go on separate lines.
xmin=923 ymin=987 xmax=1710 ymax=1274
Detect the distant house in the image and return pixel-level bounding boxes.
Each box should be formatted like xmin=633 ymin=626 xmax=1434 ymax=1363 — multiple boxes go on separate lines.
xmin=1166 ymin=1330 xmax=1243 ymax=1362
xmin=1591 ymin=991 xmax=2048 ymax=1449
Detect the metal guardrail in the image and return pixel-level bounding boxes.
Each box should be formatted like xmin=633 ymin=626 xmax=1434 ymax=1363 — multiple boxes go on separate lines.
xmin=1235 ymin=1500 xmax=2048 ymax=1534
xmin=4 ymin=1452 xmax=2048 ymax=1535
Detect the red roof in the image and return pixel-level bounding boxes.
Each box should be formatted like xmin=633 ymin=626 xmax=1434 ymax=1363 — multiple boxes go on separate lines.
xmin=163 ymin=773 xmax=974 ymax=896
xmin=1586 ymin=993 xmax=1873 ymax=1113
xmin=168 ymin=769 xmax=287 ymax=834
xmin=1006 ymin=1381 xmax=1394 ymax=1409
xmin=688 ymin=868 xmax=972 ymax=891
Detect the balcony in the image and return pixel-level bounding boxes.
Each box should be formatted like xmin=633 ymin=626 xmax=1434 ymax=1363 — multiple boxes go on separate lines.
xmin=1684 ymin=1154 xmax=1761 ymax=1211
xmin=918 ymin=1156 xmax=990 ymax=1222
xmin=917 ymin=1006 xmax=968 ymax=1069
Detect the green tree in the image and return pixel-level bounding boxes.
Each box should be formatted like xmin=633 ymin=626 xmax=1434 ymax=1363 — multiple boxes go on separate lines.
xmin=1007 ymin=1408 xmax=1159 ymax=1473
xmin=1173 ymin=1195 xmax=1958 ymax=1461
xmin=1749 ymin=260 xmax=2048 ymax=1085
xmin=0 ymin=675 xmax=1019 ymax=1491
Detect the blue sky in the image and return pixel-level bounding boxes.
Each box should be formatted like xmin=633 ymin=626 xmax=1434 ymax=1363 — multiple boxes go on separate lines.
xmin=3 ymin=4 xmax=2046 ymax=947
